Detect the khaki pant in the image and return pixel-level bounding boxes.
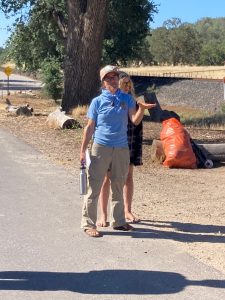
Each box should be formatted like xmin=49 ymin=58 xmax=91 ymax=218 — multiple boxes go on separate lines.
xmin=81 ymin=143 xmax=129 ymax=229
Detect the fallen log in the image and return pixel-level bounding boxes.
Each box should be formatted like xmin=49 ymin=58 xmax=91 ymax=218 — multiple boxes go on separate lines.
xmin=47 ymin=107 xmax=81 ymax=129
xmin=5 ymin=99 xmax=33 ymax=116
xmin=150 ymin=139 xmax=225 ymax=163
xmin=198 ymin=143 xmax=225 ymax=162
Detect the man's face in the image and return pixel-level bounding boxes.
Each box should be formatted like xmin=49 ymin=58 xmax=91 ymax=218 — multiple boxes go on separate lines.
xmin=103 ymin=72 xmax=119 ymax=92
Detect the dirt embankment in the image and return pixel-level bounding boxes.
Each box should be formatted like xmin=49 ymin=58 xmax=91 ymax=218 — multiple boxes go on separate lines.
xmin=132 ymin=77 xmax=224 ymax=113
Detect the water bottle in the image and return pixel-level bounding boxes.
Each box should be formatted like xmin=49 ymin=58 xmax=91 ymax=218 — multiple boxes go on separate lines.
xmin=80 ymin=163 xmax=87 ymax=195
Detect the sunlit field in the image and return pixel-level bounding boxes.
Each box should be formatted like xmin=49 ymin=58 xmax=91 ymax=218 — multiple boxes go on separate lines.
xmin=122 ymin=66 xmax=225 ymax=80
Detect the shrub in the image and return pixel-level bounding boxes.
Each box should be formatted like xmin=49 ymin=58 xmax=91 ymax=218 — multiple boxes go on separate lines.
xmin=40 ymin=58 xmax=63 ymax=101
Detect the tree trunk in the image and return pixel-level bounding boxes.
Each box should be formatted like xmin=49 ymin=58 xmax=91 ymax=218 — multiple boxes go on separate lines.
xmin=143 ymin=92 xmax=163 ymax=122
xmin=61 ymin=0 xmax=109 ymax=112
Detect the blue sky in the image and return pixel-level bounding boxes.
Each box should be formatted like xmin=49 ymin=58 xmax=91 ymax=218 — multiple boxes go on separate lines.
xmin=152 ymin=0 xmax=225 ymax=28
xmin=1 ymin=1 xmax=225 ymax=47
xmin=0 ymin=11 xmax=16 ymax=48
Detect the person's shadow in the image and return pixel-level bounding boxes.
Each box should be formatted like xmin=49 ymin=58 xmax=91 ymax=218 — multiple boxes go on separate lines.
xmin=131 ymin=220 xmax=225 ymax=244
xmin=103 ymin=220 xmax=225 ymax=244
xmin=0 ymin=270 xmax=224 ymax=295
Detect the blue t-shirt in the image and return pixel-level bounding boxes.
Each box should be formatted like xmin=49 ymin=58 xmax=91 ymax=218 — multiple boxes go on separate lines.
xmin=87 ymin=89 xmax=136 ymax=147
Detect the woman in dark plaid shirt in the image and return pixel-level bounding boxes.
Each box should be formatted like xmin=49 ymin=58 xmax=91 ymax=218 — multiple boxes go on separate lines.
xmin=97 ymin=73 xmax=143 ymax=226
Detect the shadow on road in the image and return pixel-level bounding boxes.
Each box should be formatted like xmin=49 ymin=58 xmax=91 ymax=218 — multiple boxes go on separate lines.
xmin=103 ymin=220 xmax=225 ymax=244
xmin=0 ymin=270 xmax=224 ymax=294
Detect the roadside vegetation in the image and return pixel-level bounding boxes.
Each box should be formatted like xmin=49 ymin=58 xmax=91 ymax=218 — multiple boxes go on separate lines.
xmin=1 ymin=0 xmax=225 ymax=107
xmin=157 ymin=103 xmax=225 ymax=130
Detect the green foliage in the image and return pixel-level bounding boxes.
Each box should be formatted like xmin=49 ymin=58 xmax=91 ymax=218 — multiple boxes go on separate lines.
xmin=102 ymin=0 xmax=158 ymax=65
xmin=149 ymin=27 xmax=170 ymax=64
xmin=40 ymin=58 xmax=63 ymax=101
xmin=5 ymin=0 xmax=65 ymax=72
xmin=0 ymin=47 xmax=8 ymax=64
xmin=221 ymin=104 xmax=225 ymax=114
xmin=199 ymin=42 xmax=225 ymax=65
xmin=150 ymin=18 xmax=201 ymax=65
xmin=195 ymin=18 xmax=225 ymax=65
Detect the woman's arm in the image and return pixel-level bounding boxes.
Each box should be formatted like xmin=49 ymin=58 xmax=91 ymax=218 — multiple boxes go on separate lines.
xmin=129 ymin=102 xmax=156 ymax=125
xmin=80 ymin=119 xmax=95 ymax=164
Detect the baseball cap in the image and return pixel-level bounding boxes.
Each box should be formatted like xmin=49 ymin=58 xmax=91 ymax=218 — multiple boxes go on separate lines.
xmin=100 ymin=65 xmax=119 ymax=81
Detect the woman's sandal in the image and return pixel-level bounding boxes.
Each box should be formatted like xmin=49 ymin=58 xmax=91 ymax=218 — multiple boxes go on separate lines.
xmin=113 ymin=223 xmax=134 ymax=231
xmin=125 ymin=213 xmax=141 ymax=224
xmin=84 ymin=228 xmax=102 ymax=237
xmin=129 ymin=217 xmax=141 ymax=224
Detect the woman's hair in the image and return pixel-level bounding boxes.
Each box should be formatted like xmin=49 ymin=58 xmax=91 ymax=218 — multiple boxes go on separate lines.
xmin=119 ymin=74 xmax=136 ymax=98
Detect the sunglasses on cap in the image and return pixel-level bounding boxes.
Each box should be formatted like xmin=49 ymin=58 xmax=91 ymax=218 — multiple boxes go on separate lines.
xmin=119 ymin=72 xmax=129 ymax=79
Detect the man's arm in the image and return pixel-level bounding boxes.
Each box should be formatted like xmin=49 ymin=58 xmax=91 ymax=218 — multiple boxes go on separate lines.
xmin=80 ymin=119 xmax=95 ymax=164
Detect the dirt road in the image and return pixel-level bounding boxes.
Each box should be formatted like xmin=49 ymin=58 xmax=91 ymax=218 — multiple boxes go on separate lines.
xmin=0 ymin=94 xmax=225 ymax=275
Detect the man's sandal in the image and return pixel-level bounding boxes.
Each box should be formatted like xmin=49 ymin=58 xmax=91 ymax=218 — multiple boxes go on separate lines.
xmin=84 ymin=228 xmax=102 ymax=237
xmin=96 ymin=220 xmax=110 ymax=227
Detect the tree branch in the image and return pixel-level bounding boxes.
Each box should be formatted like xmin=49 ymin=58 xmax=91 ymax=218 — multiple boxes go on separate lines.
xmin=52 ymin=9 xmax=68 ymax=39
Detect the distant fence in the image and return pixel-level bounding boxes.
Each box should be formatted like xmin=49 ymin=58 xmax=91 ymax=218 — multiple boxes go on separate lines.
xmin=124 ymin=68 xmax=225 ymax=80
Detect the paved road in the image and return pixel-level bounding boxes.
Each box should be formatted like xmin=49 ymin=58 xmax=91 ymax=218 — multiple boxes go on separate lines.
xmin=0 ymin=128 xmax=225 ymax=300
xmin=0 ymin=71 xmax=42 ymax=96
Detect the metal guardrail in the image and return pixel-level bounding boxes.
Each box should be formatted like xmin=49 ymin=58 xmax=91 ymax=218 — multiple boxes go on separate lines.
xmin=0 ymin=78 xmax=42 ymax=98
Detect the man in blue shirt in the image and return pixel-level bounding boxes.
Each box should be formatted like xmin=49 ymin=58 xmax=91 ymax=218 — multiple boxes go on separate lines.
xmin=80 ymin=65 xmax=156 ymax=237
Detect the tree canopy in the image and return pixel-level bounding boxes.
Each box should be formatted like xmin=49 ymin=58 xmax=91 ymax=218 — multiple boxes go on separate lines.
xmin=2 ymin=0 xmax=157 ymax=70
xmin=103 ymin=0 xmax=157 ymax=65
xmin=0 ymin=0 xmax=157 ymax=110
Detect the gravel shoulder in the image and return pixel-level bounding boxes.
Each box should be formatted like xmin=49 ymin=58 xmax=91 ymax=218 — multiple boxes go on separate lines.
xmin=0 ymin=94 xmax=225 ymax=275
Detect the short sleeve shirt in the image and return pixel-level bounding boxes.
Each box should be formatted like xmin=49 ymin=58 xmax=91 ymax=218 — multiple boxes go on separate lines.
xmin=87 ymin=89 xmax=136 ymax=147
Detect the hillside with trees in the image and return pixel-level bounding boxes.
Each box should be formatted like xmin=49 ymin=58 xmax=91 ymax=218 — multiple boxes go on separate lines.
xmin=149 ymin=17 xmax=225 ymax=66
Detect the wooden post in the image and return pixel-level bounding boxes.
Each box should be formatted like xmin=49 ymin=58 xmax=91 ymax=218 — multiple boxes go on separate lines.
xmin=150 ymin=139 xmax=165 ymax=163
xmin=223 ymin=77 xmax=225 ymax=100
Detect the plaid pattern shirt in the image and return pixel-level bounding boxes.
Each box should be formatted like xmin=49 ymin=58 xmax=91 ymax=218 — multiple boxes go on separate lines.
xmin=127 ymin=117 xmax=143 ymax=166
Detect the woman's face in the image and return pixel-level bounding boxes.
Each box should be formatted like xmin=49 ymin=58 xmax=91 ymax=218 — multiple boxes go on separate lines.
xmin=120 ymin=77 xmax=131 ymax=94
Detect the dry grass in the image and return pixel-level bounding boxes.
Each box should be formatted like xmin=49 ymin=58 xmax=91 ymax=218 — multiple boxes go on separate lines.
xmin=72 ymin=105 xmax=88 ymax=118
xmin=160 ymin=104 xmax=225 ymax=130
xmin=122 ymin=65 xmax=225 ymax=80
